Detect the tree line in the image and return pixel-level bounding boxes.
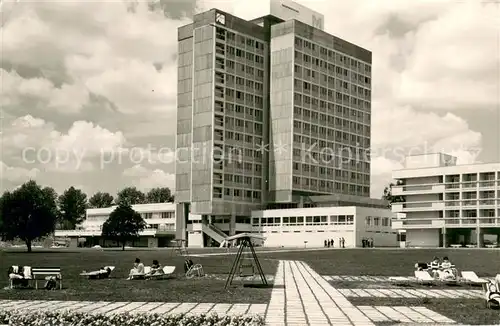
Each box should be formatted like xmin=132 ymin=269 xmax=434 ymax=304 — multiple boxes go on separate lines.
xmin=0 ymin=180 xmax=173 ymax=252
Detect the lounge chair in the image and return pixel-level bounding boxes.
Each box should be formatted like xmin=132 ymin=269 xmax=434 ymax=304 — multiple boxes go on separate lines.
xmin=186 ymin=264 xmax=204 ymax=279
xmin=485 ymin=275 xmax=500 ymax=309
xmin=461 ymin=271 xmax=489 ymax=285
xmin=415 ymin=270 xmax=436 ymax=285
xmin=80 ymin=266 xmax=115 ymax=279
xmin=437 ymin=269 xmax=458 ymax=285
xmin=388 ymin=276 xmax=411 ymax=285
xmin=145 ymin=266 xmax=176 ymax=280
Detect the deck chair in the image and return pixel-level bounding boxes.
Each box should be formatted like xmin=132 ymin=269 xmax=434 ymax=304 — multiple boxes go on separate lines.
xmin=80 ymin=266 xmax=115 ymax=279
xmin=127 ymin=266 xmax=148 ymax=280
xmin=461 ymin=271 xmax=489 ymax=286
xmin=415 ymin=270 xmax=436 ymax=285
xmin=437 ymin=269 xmax=458 ymax=285
xmin=186 ymin=264 xmax=204 ymax=279
xmin=388 ymin=276 xmax=411 ymax=285
xmin=146 ymin=266 xmax=176 ymax=280
xmin=485 ymin=275 xmax=500 ymax=309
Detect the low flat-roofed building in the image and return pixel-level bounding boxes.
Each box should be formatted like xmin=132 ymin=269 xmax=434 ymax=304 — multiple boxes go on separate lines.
xmin=250 ymin=206 xmax=397 ymax=248
xmin=55 ymin=203 xmax=176 ymax=248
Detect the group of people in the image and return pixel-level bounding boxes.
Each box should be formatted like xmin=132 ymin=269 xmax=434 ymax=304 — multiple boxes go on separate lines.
xmin=323 ymin=238 xmax=345 ymax=248
xmin=127 ymin=258 xmax=163 ymax=280
xmin=416 ymin=256 xmax=457 ymax=280
xmin=362 ymin=238 xmax=374 ymax=248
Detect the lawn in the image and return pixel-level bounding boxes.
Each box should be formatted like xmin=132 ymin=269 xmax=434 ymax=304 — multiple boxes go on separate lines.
xmin=260 ymin=248 xmax=500 ymax=325
xmin=0 ymin=248 xmax=277 ymax=303
xmin=259 ymin=248 xmax=500 ymax=276
xmin=3 ymin=247 xmax=500 ymax=325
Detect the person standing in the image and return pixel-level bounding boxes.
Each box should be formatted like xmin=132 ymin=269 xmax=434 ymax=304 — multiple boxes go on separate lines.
xmin=341 ymin=237 xmax=345 ymax=248
xmin=330 ymin=239 xmax=334 ymax=248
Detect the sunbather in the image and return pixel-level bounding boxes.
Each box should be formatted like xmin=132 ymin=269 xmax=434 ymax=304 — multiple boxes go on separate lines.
xmin=81 ymin=267 xmax=112 ymax=279
xmin=146 ymin=260 xmax=163 ymax=277
xmin=8 ymin=265 xmax=30 ymax=287
xmin=429 ymin=257 xmax=440 ymax=277
xmin=127 ymin=258 xmax=145 ymax=280
xmin=485 ymin=275 xmax=500 ymax=308
xmin=415 ymin=262 xmax=429 ymax=271
xmin=436 ymin=257 xmax=457 ymax=281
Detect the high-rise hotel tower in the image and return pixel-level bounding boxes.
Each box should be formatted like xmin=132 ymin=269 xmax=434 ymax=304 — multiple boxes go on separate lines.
xmin=175 ymin=0 xmax=372 ymax=243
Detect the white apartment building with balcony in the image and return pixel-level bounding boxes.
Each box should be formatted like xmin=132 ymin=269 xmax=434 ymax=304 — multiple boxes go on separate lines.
xmin=391 ymin=153 xmax=500 ymax=248
xmin=54 ymin=203 xmax=176 ymax=248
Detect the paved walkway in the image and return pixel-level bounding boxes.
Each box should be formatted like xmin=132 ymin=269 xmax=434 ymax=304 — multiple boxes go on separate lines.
xmin=324 ymin=275 xmax=495 ymax=282
xmin=0 ymin=300 xmax=267 ymax=316
xmin=265 ymin=261 xmax=457 ymax=325
xmin=339 ymin=288 xmax=483 ymax=299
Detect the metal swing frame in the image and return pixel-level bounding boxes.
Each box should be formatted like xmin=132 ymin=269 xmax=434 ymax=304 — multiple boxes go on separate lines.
xmin=224 ymin=233 xmax=267 ymax=289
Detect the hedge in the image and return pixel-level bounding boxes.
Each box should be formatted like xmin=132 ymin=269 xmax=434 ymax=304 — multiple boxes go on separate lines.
xmin=0 ymin=309 xmax=266 ymax=326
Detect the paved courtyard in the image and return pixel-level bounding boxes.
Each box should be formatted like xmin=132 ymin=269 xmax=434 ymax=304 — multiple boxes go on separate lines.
xmin=0 ymin=260 xmax=466 ymax=325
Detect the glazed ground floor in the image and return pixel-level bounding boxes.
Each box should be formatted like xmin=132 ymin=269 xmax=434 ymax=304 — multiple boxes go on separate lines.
xmin=61 ymin=235 xmax=177 ymax=248
xmin=404 ymin=227 xmax=500 ymax=248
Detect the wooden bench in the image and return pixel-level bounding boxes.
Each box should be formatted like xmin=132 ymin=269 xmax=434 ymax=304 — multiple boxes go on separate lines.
xmin=32 ymin=267 xmax=62 ymax=289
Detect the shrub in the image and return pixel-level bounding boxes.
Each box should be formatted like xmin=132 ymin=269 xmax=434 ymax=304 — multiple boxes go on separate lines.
xmin=0 ymin=309 xmax=266 ymax=326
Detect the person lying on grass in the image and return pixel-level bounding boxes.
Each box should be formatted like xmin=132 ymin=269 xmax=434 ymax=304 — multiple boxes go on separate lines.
xmin=81 ymin=267 xmax=112 ymax=279
xmin=127 ymin=258 xmax=145 ymax=280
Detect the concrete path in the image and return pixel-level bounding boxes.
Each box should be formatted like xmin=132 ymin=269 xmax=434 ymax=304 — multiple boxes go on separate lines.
xmin=0 ymin=300 xmax=267 ymax=316
xmin=339 ymin=288 xmax=482 ymax=299
xmin=325 ymin=275 xmax=495 ymax=282
xmin=265 ymin=260 xmax=456 ymax=325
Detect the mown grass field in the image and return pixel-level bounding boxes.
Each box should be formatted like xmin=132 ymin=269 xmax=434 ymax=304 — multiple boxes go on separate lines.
xmin=2 ymin=247 xmax=500 ymax=324
xmin=258 ymin=248 xmax=500 ymax=276
xmin=0 ymin=248 xmax=277 ymax=303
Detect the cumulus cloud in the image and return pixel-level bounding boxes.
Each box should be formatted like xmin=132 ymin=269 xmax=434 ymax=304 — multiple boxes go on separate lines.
xmin=123 ymin=164 xmax=175 ymax=191
xmin=0 ymin=161 xmax=39 ymax=183
xmin=0 ymin=0 xmax=495 ymax=199
xmin=2 ymin=115 xmax=126 ymax=173
xmin=2 ymin=1 xmax=188 ymax=117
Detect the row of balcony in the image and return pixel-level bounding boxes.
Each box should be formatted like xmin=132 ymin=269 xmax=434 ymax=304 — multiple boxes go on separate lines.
xmin=392 ymin=182 xmax=499 ymax=195
xmin=392 ymin=200 xmax=500 ymax=212
xmin=392 ymin=217 xmax=500 ymax=229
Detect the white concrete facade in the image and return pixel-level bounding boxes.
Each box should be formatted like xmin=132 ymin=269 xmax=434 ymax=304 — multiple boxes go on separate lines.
xmin=251 ymin=206 xmax=397 ymax=248
xmin=54 ymin=203 xmax=177 ymax=247
xmin=391 ymin=153 xmax=500 ymax=247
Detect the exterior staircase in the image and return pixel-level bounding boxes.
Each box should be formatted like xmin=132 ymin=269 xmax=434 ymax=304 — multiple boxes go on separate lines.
xmin=201 ymin=223 xmax=227 ymax=246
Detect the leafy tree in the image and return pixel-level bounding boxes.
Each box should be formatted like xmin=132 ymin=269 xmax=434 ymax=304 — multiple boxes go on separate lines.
xmin=146 ymin=187 xmax=173 ymax=203
xmin=115 ymin=187 xmax=146 ymax=205
xmin=102 ymin=203 xmax=147 ymax=250
xmin=1 ymin=181 xmax=58 ymax=252
xmin=88 ymin=192 xmax=114 ymax=208
xmin=0 ymin=194 xmax=5 ymax=240
xmin=382 ymin=180 xmax=405 ymax=207
xmin=58 ymin=186 xmax=88 ymax=230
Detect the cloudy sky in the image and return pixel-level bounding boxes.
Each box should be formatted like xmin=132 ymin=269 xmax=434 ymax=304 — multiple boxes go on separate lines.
xmin=0 ymin=0 xmax=498 ymax=199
